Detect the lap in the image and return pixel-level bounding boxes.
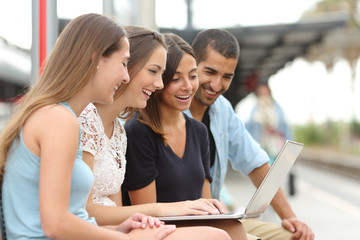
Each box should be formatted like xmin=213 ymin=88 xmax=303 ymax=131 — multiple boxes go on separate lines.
xmin=168 ymin=219 xmax=246 ymax=240
xmin=241 ymin=219 xmax=292 ymax=240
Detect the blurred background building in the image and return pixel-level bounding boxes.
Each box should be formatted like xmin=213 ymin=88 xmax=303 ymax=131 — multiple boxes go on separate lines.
xmin=1 ymin=1 xmax=360 ymax=238
xmin=1 ymin=1 xmax=359 ymax=131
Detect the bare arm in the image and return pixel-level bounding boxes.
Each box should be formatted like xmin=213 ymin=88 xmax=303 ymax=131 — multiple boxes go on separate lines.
xmin=108 ymin=187 xmax=123 ymax=206
xmin=202 ymin=179 xmax=213 ymax=199
xmin=202 ymin=179 xmax=225 ymax=213
xmin=33 ymin=106 xmax=130 ymax=239
xmin=129 ymin=180 xmax=223 ymax=216
xmin=129 ymin=180 xmax=158 ymax=205
xmin=33 ymin=107 xmax=176 ymax=239
xmin=82 ymin=152 xmax=169 ymax=224
xmin=82 ymin=152 xmax=222 ymax=224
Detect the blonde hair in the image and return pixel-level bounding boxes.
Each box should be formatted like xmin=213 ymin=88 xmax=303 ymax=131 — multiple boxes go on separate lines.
xmin=0 ymin=13 xmax=126 ymax=181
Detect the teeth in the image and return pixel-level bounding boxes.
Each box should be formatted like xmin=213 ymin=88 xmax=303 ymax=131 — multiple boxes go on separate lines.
xmin=176 ymin=95 xmax=190 ymax=99
xmin=142 ymin=89 xmax=152 ymax=96
xmin=205 ymin=89 xmax=216 ymax=95
xmin=114 ymin=85 xmax=119 ymax=91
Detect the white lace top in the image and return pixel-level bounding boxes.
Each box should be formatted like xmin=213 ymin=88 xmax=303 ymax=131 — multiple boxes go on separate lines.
xmin=78 ymin=103 xmax=127 ymax=207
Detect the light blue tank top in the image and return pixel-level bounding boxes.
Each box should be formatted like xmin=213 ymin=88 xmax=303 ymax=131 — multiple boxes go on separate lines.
xmin=2 ymin=102 xmax=96 ymax=239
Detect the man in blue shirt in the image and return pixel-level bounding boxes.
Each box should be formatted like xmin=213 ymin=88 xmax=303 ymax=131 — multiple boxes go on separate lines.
xmin=184 ymin=29 xmax=314 ymax=240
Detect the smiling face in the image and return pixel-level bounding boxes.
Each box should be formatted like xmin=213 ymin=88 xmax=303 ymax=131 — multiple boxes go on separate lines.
xmin=194 ymin=47 xmax=238 ymax=107
xmin=160 ymin=53 xmax=198 ymax=112
xmin=121 ymin=45 xmax=167 ymax=109
xmin=92 ymin=37 xmax=130 ymax=104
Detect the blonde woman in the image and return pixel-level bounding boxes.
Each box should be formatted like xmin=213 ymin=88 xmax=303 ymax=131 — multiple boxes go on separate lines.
xmin=0 ymin=14 xmax=176 ymax=240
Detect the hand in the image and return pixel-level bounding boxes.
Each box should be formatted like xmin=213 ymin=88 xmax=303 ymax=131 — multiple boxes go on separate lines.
xmin=169 ymin=198 xmax=226 ymax=216
xmin=127 ymin=224 xmax=176 ymax=240
xmin=282 ymin=217 xmax=314 ymax=240
xmin=116 ymin=213 xmax=163 ymax=233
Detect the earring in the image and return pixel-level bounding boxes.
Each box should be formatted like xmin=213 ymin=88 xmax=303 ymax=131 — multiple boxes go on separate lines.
xmin=96 ymin=66 xmax=99 ymax=69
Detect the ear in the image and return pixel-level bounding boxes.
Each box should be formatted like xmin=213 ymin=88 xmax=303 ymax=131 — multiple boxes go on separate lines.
xmin=91 ymin=50 xmax=102 ymax=67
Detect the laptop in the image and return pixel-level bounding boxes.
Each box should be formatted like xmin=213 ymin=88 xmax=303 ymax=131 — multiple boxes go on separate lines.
xmin=157 ymin=140 xmax=304 ymax=221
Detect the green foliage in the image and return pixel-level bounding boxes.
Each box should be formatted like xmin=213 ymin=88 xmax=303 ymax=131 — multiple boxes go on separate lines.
xmin=294 ymin=124 xmax=323 ymax=145
xmin=293 ymin=121 xmax=344 ymax=146
xmin=350 ymin=119 xmax=360 ymax=137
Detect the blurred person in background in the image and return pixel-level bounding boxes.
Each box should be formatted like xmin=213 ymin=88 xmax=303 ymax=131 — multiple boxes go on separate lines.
xmin=246 ymin=82 xmax=293 ymax=164
xmin=245 ymin=82 xmax=296 ymax=196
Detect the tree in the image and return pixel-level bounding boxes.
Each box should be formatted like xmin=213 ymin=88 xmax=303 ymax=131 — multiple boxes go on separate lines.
xmin=303 ymin=0 xmax=360 ymax=121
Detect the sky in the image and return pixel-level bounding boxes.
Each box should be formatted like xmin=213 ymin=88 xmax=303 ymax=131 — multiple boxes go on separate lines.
xmin=156 ymin=0 xmax=320 ymax=29
xmin=237 ymin=58 xmax=360 ymax=125
xmin=1 ymin=0 xmax=359 ymax=125
xmin=1 ymin=0 xmax=321 ymax=49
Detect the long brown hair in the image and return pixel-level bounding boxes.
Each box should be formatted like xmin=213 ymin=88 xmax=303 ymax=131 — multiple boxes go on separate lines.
xmin=138 ymin=33 xmax=195 ymax=143
xmin=0 ymin=13 xmax=126 ymax=181
xmin=116 ymin=25 xmax=167 ymax=119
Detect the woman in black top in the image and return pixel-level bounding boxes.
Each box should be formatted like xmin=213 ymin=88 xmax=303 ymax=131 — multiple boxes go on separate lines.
xmin=124 ymin=111 xmax=210 ymax=202
xmin=124 ymin=33 xmax=247 ymax=240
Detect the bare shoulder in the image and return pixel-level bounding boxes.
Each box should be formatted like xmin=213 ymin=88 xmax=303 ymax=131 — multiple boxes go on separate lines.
xmin=30 ymin=104 xmax=78 ymax=127
xmin=23 ymin=104 xmax=80 ymax=156
xmin=25 ymin=104 xmax=79 ymax=140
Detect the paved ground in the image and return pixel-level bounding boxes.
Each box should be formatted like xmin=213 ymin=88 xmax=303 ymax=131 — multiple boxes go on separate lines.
xmin=299 ymin=147 xmax=360 ymax=180
xmin=224 ymin=160 xmax=360 ymax=240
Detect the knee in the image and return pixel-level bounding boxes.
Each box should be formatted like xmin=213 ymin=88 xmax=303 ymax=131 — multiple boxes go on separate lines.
xmin=221 ymin=220 xmax=247 ymax=240
xmin=212 ymin=228 xmax=232 ymax=240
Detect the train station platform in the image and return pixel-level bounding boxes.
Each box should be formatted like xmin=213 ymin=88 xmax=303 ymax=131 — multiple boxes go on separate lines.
xmin=299 ymin=146 xmax=360 ymax=180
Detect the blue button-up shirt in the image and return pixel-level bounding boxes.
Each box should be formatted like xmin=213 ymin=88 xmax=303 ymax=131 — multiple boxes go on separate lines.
xmin=185 ymin=95 xmax=269 ymax=199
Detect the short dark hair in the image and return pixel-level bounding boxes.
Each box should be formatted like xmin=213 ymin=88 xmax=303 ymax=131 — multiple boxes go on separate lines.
xmin=192 ymin=28 xmax=240 ymax=63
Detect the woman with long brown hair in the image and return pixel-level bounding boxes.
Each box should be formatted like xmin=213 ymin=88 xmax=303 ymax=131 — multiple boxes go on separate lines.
xmin=123 ymin=33 xmax=248 ymax=240
xmin=0 ymin=14 xmax=176 ymax=240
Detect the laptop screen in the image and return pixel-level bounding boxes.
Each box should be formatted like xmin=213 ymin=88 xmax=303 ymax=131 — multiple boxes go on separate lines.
xmin=245 ymin=140 xmax=304 ymax=215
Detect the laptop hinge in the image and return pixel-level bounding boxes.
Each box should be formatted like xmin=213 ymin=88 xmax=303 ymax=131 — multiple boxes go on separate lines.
xmin=244 ymin=213 xmax=261 ymax=218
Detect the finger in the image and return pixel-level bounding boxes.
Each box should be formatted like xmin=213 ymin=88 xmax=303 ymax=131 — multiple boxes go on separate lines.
xmin=131 ymin=221 xmax=142 ymax=230
xmin=187 ymin=208 xmax=212 ymax=216
xmin=291 ymin=227 xmax=302 ymax=239
xmin=302 ymin=225 xmax=313 ymax=240
xmin=282 ymin=219 xmax=296 ymax=233
xmin=153 ymin=218 xmax=162 ymax=227
xmin=186 ymin=201 xmax=211 ymax=215
xmin=140 ymin=215 xmax=148 ymax=228
xmin=132 ymin=213 xmax=142 ymax=220
xmin=297 ymin=222 xmax=314 ymax=240
xmin=309 ymin=229 xmax=315 ymax=240
xmin=157 ymin=225 xmax=176 ymax=239
xmin=132 ymin=213 xmax=147 ymax=225
xmin=147 ymin=216 xmax=155 ymax=227
xmin=198 ymin=199 xmax=221 ymax=214
xmin=298 ymin=226 xmax=307 ymax=240
xmin=291 ymin=222 xmax=304 ymax=240
xmin=208 ymin=199 xmax=226 ymax=213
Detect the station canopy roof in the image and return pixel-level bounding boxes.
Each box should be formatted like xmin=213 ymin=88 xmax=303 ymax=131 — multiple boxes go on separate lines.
xmin=159 ymin=14 xmax=348 ymax=107
xmin=0 ymin=14 xmax=348 ymax=104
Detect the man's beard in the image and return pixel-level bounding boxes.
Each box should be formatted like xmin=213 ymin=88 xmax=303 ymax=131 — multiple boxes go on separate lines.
xmin=194 ymin=89 xmax=214 ymax=107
